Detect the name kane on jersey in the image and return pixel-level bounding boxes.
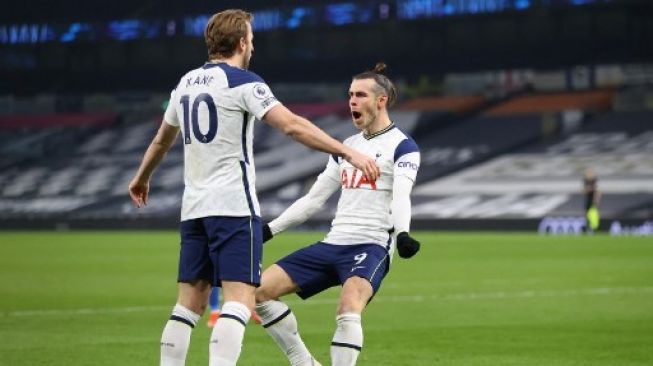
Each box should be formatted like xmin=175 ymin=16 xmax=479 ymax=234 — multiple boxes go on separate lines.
xmin=186 ymin=74 xmax=214 ymax=87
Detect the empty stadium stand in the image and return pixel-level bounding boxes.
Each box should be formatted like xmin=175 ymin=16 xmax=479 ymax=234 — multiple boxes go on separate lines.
xmin=1 ymin=89 xmax=651 ymax=230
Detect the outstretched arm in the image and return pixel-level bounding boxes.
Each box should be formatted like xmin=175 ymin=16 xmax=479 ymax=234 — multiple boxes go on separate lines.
xmin=268 ymin=169 xmax=340 ymax=236
xmin=128 ymin=121 xmax=180 ymax=208
xmin=263 ymin=104 xmax=379 ymax=181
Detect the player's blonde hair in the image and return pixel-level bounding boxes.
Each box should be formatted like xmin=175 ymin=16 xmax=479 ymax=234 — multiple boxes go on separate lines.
xmin=204 ymin=9 xmax=253 ymax=60
xmin=353 ymin=62 xmax=398 ymax=107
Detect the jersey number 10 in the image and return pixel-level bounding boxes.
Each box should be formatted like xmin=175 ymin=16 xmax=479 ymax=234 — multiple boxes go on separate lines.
xmin=180 ymin=93 xmax=218 ymax=144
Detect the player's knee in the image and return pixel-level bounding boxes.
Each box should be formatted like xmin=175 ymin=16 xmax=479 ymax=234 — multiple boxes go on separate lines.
xmin=177 ymin=280 xmax=211 ymax=314
xmin=196 ymin=302 xmax=208 ymax=314
xmin=336 ymin=295 xmax=366 ymax=315
xmin=337 ymin=278 xmax=372 ymax=314
xmin=254 ymin=285 xmax=275 ymax=303
xmin=178 ymin=297 xmax=208 ymax=315
xmin=256 ymin=265 xmax=297 ymax=304
xmin=336 ymin=302 xmax=363 ymax=315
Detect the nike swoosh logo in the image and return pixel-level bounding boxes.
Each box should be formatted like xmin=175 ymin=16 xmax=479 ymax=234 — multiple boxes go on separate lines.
xmin=351 ymin=266 xmax=365 ymax=272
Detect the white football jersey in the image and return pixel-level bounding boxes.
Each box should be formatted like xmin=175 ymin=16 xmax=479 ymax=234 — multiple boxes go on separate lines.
xmin=323 ymin=125 xmax=420 ymax=250
xmin=164 ymin=62 xmax=280 ymax=221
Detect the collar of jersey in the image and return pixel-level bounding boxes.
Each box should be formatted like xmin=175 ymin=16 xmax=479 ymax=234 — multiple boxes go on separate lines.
xmin=202 ymin=61 xmax=244 ymax=70
xmin=363 ymin=123 xmax=395 ymax=140
xmin=203 ymin=62 xmax=223 ymax=69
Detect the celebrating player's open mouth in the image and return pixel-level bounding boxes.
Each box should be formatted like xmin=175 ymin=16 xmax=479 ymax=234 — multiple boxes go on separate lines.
xmin=351 ymin=110 xmax=363 ymax=124
xmin=350 ymin=107 xmax=378 ymax=132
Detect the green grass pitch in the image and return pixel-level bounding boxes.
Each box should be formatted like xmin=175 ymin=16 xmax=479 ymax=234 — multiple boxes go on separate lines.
xmin=1 ymin=231 xmax=652 ymax=365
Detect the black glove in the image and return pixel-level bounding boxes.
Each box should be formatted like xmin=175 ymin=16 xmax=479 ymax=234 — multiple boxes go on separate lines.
xmin=396 ymin=232 xmax=420 ymax=258
xmin=262 ymin=223 xmax=273 ymax=243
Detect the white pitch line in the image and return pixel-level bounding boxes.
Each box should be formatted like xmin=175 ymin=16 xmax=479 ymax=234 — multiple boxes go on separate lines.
xmin=2 ymin=286 xmax=652 ymax=318
xmin=284 ymin=286 xmax=653 ymax=306
xmin=3 ymin=305 xmax=169 ymax=318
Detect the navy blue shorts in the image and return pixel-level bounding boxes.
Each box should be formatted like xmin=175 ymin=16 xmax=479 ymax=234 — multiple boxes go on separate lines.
xmin=178 ymin=216 xmax=262 ymax=287
xmin=276 ymin=242 xmax=390 ymax=299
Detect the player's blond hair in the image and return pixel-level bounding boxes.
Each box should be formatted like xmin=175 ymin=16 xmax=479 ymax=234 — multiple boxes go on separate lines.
xmin=205 ymin=9 xmax=253 ymax=60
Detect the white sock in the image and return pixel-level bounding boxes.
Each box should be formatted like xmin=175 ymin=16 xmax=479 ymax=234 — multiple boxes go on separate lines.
xmin=209 ymin=301 xmax=251 ymax=366
xmin=330 ymin=313 xmax=363 ymax=366
xmin=256 ymin=300 xmax=315 ymax=366
xmin=160 ymin=304 xmax=201 ymax=366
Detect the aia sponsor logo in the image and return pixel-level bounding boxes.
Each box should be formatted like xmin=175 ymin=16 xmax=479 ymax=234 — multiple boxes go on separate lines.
xmin=341 ymin=169 xmax=377 ymax=190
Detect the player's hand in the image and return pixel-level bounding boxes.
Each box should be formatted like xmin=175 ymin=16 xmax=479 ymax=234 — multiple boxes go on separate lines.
xmin=345 ymin=149 xmax=380 ymax=181
xmin=262 ymin=223 xmax=273 ymax=243
xmin=128 ymin=178 xmax=150 ymax=208
xmin=396 ymin=232 xmax=420 ymax=258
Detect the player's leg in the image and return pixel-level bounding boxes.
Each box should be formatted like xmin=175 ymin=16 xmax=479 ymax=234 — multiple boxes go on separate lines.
xmin=207 ymin=287 xmax=221 ymax=328
xmin=161 ymin=219 xmax=213 ymax=366
xmin=207 ymin=283 xmax=260 ymax=327
xmin=209 ymin=287 xmax=220 ymax=311
xmin=256 ymin=242 xmax=340 ymax=366
xmin=330 ymin=277 xmax=372 ymax=366
xmin=256 ymin=264 xmax=320 ymax=366
xmin=587 ymin=206 xmax=600 ymax=232
xmin=331 ymin=245 xmax=389 ymax=366
xmin=161 ymin=281 xmax=212 ymax=366
xmin=206 ymin=216 xmax=261 ymax=366
xmin=210 ymin=281 xmax=256 ymax=366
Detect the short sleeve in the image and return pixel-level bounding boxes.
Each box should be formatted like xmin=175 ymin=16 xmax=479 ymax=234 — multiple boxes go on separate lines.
xmin=163 ymin=89 xmax=179 ymax=126
xmin=242 ymin=82 xmax=281 ymax=120
xmin=322 ymin=154 xmax=342 ymax=183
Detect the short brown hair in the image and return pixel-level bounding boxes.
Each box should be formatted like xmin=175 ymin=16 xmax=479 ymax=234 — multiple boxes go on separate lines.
xmin=204 ymin=9 xmax=253 ymax=60
xmin=353 ymin=62 xmax=398 ymax=107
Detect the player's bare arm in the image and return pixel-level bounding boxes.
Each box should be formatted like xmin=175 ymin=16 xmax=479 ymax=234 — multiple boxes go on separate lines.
xmin=128 ymin=121 xmax=180 ymax=208
xmin=263 ymin=104 xmax=380 ymax=181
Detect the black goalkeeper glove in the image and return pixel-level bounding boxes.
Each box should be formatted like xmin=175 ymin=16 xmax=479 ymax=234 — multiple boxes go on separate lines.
xmin=396 ymin=232 xmax=420 ymax=258
xmin=262 ymin=223 xmax=273 ymax=243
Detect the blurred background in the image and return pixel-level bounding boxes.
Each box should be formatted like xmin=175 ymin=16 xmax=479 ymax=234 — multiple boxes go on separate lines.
xmin=1 ymin=0 xmax=652 ymax=234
